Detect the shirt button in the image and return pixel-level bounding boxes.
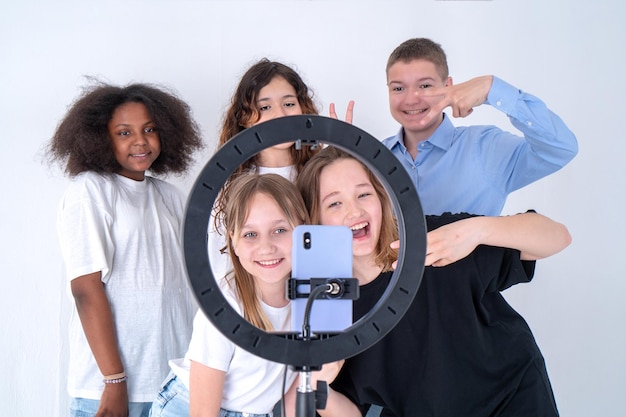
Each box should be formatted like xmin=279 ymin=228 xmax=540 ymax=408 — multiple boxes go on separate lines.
xmin=527 ymin=121 xmax=532 ymax=126
xmin=496 ymin=100 xmax=502 ymax=106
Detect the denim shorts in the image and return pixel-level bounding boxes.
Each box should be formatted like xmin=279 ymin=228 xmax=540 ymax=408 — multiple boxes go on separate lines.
xmin=70 ymin=397 xmax=151 ymax=417
xmin=150 ymin=374 xmax=272 ymax=417
xmin=149 ymin=375 xmax=189 ymax=417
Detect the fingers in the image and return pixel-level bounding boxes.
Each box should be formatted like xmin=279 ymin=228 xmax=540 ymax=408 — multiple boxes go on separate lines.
xmin=424 ymin=76 xmax=490 ymax=121
xmin=344 ymin=100 xmax=355 ymax=124
xmin=390 ymin=239 xmax=400 ymax=269
xmin=425 ymin=253 xmax=449 ymax=267
xmin=391 ymin=239 xmax=451 ymax=268
xmin=328 ymin=101 xmax=355 ymax=124
xmin=416 ymin=89 xmax=448 ymax=126
xmin=329 ymin=102 xmax=338 ymax=119
xmin=419 ymin=108 xmax=443 ymax=127
xmin=452 ymin=106 xmax=474 ymax=119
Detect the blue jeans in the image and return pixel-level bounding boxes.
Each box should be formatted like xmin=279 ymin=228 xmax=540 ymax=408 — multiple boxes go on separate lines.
xmin=70 ymin=397 xmax=151 ymax=417
xmin=149 ymin=375 xmax=189 ymax=417
xmin=150 ymin=375 xmax=272 ymax=417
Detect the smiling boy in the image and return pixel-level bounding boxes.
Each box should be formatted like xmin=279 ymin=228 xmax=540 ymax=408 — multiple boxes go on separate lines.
xmin=382 ymin=38 xmax=578 ymax=216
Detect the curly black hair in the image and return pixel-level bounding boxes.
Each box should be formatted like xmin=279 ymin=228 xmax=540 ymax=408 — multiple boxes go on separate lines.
xmin=48 ymin=81 xmax=203 ymax=177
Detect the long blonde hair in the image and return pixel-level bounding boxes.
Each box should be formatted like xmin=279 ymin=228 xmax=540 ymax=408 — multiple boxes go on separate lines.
xmin=224 ymin=173 xmax=310 ymax=330
xmin=296 ymin=147 xmax=398 ymax=272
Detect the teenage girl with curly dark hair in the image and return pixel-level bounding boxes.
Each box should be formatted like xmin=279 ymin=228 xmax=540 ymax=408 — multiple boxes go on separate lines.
xmin=48 ymin=82 xmax=203 ymax=417
xmin=209 ymin=58 xmax=354 ymax=282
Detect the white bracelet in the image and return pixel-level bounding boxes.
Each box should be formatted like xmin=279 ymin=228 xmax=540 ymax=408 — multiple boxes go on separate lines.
xmin=103 ymin=375 xmax=127 ymax=384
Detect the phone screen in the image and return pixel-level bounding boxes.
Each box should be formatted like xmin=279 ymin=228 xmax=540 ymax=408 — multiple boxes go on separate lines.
xmin=290 ymin=225 xmax=354 ymax=333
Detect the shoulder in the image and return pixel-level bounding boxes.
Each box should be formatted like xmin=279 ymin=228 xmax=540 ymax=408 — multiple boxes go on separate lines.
xmin=62 ymin=172 xmax=115 ymax=203
xmin=190 ymin=280 xmax=243 ymax=334
xmin=67 ymin=171 xmax=112 ymax=189
xmin=382 ymin=128 xmax=403 ymax=148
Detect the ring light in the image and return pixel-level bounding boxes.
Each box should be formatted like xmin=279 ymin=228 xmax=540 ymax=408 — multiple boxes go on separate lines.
xmin=183 ymin=115 xmax=426 ymax=368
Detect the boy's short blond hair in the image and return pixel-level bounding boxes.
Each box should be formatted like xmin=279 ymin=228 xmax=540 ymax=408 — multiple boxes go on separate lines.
xmin=386 ymin=38 xmax=449 ymax=80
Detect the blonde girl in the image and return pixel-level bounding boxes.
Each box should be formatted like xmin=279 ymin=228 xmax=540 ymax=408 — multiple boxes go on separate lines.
xmin=152 ymin=174 xmax=309 ymax=417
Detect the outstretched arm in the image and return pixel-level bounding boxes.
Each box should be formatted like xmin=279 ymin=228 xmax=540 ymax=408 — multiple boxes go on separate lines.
xmin=424 ymin=212 xmax=571 ymax=266
xmin=71 ymin=272 xmax=128 ymax=417
xmin=392 ymin=212 xmax=571 ymax=268
xmin=417 ymin=76 xmax=578 ymax=190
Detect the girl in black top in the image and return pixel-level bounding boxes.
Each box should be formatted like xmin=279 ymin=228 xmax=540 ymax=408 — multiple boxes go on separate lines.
xmin=296 ymin=147 xmax=571 ymax=417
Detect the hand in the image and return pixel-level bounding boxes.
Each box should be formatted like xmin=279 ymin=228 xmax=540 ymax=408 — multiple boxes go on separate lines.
xmin=390 ymin=240 xmax=400 ymax=270
xmin=329 ymin=100 xmax=355 ymax=124
xmin=416 ymin=75 xmax=494 ymax=127
xmin=390 ymin=217 xmax=482 ymax=268
xmin=424 ymin=218 xmax=485 ymax=267
xmin=96 ymin=382 xmax=129 ymax=417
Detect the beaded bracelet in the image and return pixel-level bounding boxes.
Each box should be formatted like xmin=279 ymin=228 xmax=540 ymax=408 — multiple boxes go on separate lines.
xmin=103 ymin=375 xmax=127 ymax=384
xmin=103 ymin=371 xmax=127 ymax=384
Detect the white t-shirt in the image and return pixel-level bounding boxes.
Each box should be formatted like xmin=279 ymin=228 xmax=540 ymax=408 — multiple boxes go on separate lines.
xmin=207 ymin=165 xmax=296 ymax=283
xmin=57 ymin=172 xmax=196 ymax=402
xmin=170 ymin=278 xmax=296 ymax=414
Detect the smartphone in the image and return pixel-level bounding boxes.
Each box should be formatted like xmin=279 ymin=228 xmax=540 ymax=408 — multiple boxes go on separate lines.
xmin=289 ymin=225 xmax=355 ymax=334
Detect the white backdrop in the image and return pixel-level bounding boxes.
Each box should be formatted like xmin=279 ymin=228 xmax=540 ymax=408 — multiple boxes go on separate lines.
xmin=1 ymin=1 xmax=624 ymax=416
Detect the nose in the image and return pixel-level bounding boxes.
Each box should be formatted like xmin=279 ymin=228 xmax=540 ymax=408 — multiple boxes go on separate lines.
xmin=345 ymin=199 xmax=364 ymax=220
xmin=269 ymin=106 xmax=290 ymax=120
xmin=133 ymin=131 xmax=149 ymax=146
xmin=407 ymin=86 xmax=423 ymax=101
xmin=256 ymin=235 xmax=276 ymax=255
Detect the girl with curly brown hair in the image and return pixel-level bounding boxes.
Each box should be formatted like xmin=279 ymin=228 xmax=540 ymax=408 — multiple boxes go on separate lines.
xmin=208 ymin=58 xmax=354 ymax=285
xmin=49 ymin=82 xmax=203 ymax=417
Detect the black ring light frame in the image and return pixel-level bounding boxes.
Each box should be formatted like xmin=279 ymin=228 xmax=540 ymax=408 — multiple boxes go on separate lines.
xmin=184 ymin=115 xmax=426 ymax=368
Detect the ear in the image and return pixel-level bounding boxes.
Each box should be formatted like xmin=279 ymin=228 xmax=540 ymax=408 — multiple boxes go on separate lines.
xmin=445 ymin=76 xmax=453 ymax=87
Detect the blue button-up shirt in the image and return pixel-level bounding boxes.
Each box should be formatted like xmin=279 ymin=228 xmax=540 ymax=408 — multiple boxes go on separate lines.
xmin=382 ymin=77 xmax=578 ymax=216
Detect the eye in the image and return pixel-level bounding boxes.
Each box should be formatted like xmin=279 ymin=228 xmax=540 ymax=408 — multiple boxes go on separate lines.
xmin=327 ymin=201 xmax=341 ymax=209
xmin=118 ymin=130 xmax=131 ymax=136
xmin=259 ymin=105 xmax=271 ymax=112
xmin=273 ymin=227 xmax=289 ymax=235
xmin=284 ymin=102 xmax=297 ymax=108
xmin=419 ymin=84 xmax=433 ymax=89
xmin=144 ymin=126 xmax=156 ymax=133
xmin=243 ymin=231 xmax=257 ymax=239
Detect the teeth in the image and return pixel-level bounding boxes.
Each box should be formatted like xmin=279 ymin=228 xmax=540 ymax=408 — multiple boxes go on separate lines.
xmin=132 ymin=153 xmax=148 ymax=157
xmin=405 ymin=109 xmax=425 ymax=115
xmin=258 ymin=259 xmax=281 ymax=266
xmin=351 ymin=222 xmax=368 ymax=231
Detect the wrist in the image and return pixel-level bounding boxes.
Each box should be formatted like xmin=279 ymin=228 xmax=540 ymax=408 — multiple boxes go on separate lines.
xmin=103 ymin=371 xmax=127 ymax=384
